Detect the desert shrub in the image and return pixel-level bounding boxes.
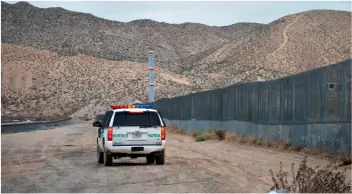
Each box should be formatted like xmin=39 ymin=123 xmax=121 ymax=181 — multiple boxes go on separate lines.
xmin=224 ymin=131 xmax=238 ymax=141
xmin=254 ymin=136 xmax=265 ymax=146
xmin=247 ymin=136 xmax=257 ymax=145
xmin=194 ymin=129 xmax=226 ymax=142
xmin=57 ymin=104 xmax=65 ymax=111
xmin=269 ymin=156 xmax=351 ymax=193
xmin=214 ymin=129 xmax=226 ymax=140
xmin=185 ymin=130 xmax=198 ymax=137
xmin=167 ymin=126 xmax=182 ymax=134
xmin=195 ymin=133 xmax=210 ymax=142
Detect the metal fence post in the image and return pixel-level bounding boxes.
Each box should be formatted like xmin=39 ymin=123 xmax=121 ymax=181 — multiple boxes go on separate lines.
xmin=292 ymin=79 xmax=296 ymax=123
xmin=191 ymin=94 xmax=194 ymax=119
xmin=279 ymin=80 xmax=283 ymax=123
xmin=321 ymin=72 xmax=327 ymax=122
xmin=342 ymin=67 xmax=348 ymax=121
xmin=267 ymin=82 xmax=271 ymax=123
xmin=306 ymin=73 xmax=311 ymax=122
xmin=220 ymin=89 xmax=224 ymax=121
xmin=258 ymin=83 xmax=261 ymax=122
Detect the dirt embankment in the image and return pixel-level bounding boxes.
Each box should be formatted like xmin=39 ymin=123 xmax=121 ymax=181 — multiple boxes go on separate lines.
xmin=1 ymin=121 xmax=350 ymax=192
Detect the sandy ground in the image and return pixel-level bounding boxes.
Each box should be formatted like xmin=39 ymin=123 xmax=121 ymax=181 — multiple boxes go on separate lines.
xmin=1 ymin=120 xmax=350 ymax=193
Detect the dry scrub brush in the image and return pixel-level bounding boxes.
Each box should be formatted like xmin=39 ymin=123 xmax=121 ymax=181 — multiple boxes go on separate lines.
xmin=167 ymin=127 xmax=198 ymax=137
xmin=269 ymin=156 xmax=351 ymax=193
xmin=195 ymin=129 xmax=226 ymax=142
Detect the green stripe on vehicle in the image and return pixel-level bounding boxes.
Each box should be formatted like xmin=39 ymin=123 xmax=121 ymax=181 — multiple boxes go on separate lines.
xmin=148 ymin=134 xmax=160 ymax=138
xmin=113 ymin=134 xmax=128 ymax=138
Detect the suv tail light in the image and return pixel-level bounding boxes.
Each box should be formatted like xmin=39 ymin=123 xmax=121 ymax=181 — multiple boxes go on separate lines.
xmin=107 ymin=127 xmax=113 ymax=141
xmin=161 ymin=126 xmax=166 ymax=140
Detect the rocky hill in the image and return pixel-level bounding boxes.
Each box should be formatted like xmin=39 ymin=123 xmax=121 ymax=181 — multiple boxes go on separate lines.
xmin=1 ymin=1 xmax=263 ymax=72
xmin=183 ymin=10 xmax=352 ymax=86
xmin=1 ymin=44 xmax=199 ymax=117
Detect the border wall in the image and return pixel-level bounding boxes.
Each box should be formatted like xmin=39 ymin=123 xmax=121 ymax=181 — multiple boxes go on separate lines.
xmin=152 ymin=59 xmax=352 ymax=155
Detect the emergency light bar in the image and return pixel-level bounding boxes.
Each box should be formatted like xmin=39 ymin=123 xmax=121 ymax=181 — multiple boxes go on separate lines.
xmin=110 ymin=104 xmax=152 ymax=109
xmin=136 ymin=104 xmax=152 ymax=109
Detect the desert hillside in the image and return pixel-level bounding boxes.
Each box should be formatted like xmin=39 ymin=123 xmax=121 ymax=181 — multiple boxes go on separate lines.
xmin=2 ymin=2 xmax=350 ymax=78
xmin=1 ymin=44 xmax=199 ymax=117
xmin=183 ymin=10 xmax=352 ymax=86
xmin=1 ymin=1 xmax=263 ymax=72
xmin=2 ymin=2 xmax=351 ymax=117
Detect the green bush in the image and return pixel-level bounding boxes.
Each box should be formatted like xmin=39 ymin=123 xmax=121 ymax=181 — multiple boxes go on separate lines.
xmin=195 ymin=134 xmax=210 ymax=142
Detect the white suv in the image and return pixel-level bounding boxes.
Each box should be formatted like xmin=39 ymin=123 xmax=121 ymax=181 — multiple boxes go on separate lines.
xmin=93 ymin=104 xmax=166 ymax=166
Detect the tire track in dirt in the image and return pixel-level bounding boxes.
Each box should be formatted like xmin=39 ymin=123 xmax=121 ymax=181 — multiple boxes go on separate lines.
xmin=168 ymin=142 xmax=265 ymax=192
xmin=168 ymin=139 xmax=257 ymax=189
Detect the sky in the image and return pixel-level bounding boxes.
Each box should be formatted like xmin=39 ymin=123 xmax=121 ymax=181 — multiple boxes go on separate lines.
xmin=4 ymin=1 xmax=352 ymax=26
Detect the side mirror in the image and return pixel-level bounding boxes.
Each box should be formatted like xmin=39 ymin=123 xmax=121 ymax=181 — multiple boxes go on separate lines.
xmin=93 ymin=121 xmax=102 ymax=127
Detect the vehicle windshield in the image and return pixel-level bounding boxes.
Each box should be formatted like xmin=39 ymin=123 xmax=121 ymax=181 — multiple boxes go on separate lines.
xmin=112 ymin=111 xmax=161 ymax=127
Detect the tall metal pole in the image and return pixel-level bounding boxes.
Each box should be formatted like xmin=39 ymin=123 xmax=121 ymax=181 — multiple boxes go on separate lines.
xmin=148 ymin=51 xmax=155 ymax=103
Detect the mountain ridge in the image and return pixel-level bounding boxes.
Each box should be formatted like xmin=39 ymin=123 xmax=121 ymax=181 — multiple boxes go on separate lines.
xmin=1 ymin=1 xmax=351 ymax=117
xmin=1 ymin=1 xmax=264 ymax=66
xmin=2 ymin=1 xmax=266 ymax=27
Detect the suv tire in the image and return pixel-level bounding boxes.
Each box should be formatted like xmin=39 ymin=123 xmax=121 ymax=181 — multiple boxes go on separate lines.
xmin=155 ymin=150 xmax=165 ymax=165
xmin=146 ymin=155 xmax=155 ymax=164
xmin=104 ymin=149 xmax=113 ymax=166
xmin=97 ymin=145 xmax=104 ymax=164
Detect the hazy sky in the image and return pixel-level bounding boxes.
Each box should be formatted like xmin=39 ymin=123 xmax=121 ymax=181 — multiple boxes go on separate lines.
xmin=5 ymin=1 xmax=352 ymax=26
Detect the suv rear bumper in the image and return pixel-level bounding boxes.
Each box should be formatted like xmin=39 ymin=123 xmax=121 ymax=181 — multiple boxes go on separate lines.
xmin=104 ymin=141 xmax=165 ymax=155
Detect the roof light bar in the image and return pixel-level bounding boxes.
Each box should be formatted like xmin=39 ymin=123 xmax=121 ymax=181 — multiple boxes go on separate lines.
xmin=136 ymin=105 xmax=152 ymax=109
xmin=110 ymin=104 xmax=152 ymax=109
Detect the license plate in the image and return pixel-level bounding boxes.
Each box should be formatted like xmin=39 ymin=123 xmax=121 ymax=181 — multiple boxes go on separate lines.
xmin=131 ymin=147 xmax=144 ymax=152
xmin=133 ymin=133 xmax=142 ymax=138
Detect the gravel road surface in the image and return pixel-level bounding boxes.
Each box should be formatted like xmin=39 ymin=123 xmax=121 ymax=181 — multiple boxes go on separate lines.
xmin=1 ymin=120 xmax=349 ymax=192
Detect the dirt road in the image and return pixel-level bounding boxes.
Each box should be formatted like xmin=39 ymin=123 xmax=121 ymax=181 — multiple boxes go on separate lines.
xmin=1 ymin=121 xmax=349 ymax=192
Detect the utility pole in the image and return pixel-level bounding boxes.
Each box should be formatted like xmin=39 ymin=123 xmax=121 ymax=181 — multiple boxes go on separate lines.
xmin=148 ymin=51 xmax=156 ymax=103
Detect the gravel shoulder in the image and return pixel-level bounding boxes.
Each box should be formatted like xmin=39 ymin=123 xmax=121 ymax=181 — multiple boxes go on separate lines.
xmin=1 ymin=121 xmax=350 ymax=193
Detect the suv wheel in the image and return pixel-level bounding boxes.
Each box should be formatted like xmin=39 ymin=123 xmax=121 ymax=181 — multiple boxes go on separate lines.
xmin=104 ymin=149 xmax=113 ymax=166
xmin=155 ymin=150 xmax=165 ymax=165
xmin=97 ymin=144 xmax=104 ymax=164
xmin=146 ymin=155 xmax=155 ymax=164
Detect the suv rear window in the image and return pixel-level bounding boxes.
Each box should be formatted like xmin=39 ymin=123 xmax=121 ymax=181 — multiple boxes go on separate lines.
xmin=112 ymin=111 xmax=162 ymax=127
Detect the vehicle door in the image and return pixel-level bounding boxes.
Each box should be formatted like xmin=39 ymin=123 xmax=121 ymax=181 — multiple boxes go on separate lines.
xmin=98 ymin=110 xmax=113 ymax=149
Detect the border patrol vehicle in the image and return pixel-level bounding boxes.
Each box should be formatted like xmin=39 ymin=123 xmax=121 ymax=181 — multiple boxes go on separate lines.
xmin=93 ymin=104 xmax=166 ymax=166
